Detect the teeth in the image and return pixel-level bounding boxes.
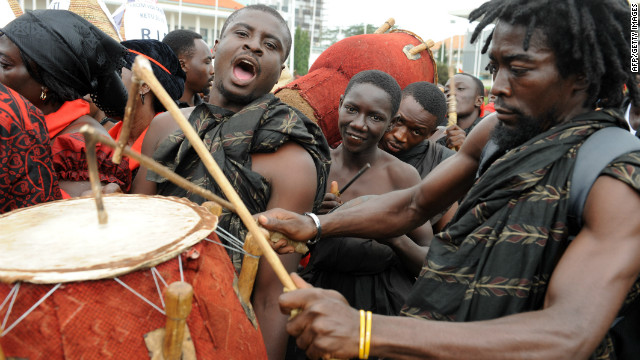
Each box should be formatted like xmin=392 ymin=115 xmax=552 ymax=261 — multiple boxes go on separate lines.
xmin=350 ymin=135 xmax=362 ymax=140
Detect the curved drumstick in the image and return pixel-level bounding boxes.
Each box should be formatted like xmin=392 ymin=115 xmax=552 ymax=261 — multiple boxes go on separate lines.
xmin=130 ymin=56 xmax=297 ymax=291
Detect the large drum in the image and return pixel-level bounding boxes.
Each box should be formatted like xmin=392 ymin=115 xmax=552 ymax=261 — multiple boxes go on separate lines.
xmin=0 ymin=195 xmax=267 ymax=359
xmin=276 ymin=30 xmax=438 ymax=147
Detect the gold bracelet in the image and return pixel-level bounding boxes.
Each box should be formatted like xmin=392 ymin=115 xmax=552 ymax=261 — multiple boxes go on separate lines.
xmin=363 ymin=311 xmax=372 ymax=359
xmin=359 ymin=309 xmax=366 ymax=359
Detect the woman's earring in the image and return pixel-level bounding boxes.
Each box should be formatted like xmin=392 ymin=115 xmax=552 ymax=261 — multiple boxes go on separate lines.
xmin=40 ymin=88 xmax=47 ymax=101
xmin=140 ymin=93 xmax=145 ymax=105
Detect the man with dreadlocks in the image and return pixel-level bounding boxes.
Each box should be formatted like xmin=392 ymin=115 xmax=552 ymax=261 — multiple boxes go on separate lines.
xmin=259 ymin=0 xmax=640 ymax=358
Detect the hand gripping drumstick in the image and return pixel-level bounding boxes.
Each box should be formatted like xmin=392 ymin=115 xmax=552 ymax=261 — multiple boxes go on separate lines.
xmin=127 ymin=56 xmax=298 ymax=291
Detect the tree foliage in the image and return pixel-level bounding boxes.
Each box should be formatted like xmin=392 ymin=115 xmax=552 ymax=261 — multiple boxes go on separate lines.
xmin=294 ymin=26 xmax=311 ymax=76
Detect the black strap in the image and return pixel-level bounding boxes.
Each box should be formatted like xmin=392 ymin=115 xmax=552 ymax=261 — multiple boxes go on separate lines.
xmin=568 ymin=127 xmax=640 ymax=234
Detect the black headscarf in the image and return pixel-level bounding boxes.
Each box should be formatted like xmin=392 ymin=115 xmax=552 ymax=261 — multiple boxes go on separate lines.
xmin=1 ymin=10 xmax=128 ymax=117
xmin=121 ymin=39 xmax=186 ymax=109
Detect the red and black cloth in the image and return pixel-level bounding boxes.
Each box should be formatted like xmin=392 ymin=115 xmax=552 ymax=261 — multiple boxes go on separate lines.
xmin=46 ymin=100 xmax=132 ymax=192
xmin=0 ymin=83 xmax=61 ymax=214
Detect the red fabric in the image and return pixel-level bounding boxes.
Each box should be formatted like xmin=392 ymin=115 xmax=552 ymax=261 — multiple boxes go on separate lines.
xmin=51 ymin=133 xmax=132 ymax=191
xmin=484 ymin=102 xmax=495 ymax=115
xmin=0 ymin=233 xmax=267 ymax=359
xmin=277 ymin=32 xmax=437 ymax=147
xmin=108 ymin=122 xmax=150 ymax=171
xmin=44 ymin=99 xmax=90 ymax=138
xmin=0 ymin=83 xmax=61 ymax=213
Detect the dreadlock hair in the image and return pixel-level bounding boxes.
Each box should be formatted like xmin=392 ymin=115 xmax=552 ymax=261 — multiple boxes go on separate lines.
xmin=162 ymin=30 xmax=203 ymax=59
xmin=344 ymin=70 xmax=402 ymax=118
xmin=402 ymin=82 xmax=447 ymax=126
xmin=469 ymin=0 xmax=638 ymax=109
xmin=219 ymin=4 xmax=292 ymax=61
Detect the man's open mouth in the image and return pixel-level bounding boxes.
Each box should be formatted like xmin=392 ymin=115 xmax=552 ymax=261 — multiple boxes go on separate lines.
xmin=233 ymin=59 xmax=257 ymax=83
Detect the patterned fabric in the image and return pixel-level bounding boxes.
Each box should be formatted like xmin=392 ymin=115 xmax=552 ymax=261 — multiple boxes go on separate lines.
xmin=150 ymin=94 xmax=331 ymax=271
xmin=46 ymin=100 xmax=132 ymax=191
xmin=51 ymin=133 xmax=132 ymax=191
xmin=401 ymin=110 xmax=640 ymax=359
xmin=0 ymin=83 xmax=61 ymax=214
xmin=395 ymin=140 xmax=456 ymax=225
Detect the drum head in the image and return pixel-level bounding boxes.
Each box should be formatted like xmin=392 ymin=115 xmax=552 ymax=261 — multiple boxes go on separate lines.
xmin=0 ymin=194 xmax=217 ymax=284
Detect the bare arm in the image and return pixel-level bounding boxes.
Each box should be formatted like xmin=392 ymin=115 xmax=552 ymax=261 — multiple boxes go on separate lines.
xmin=280 ymin=174 xmax=640 ymax=359
xmin=251 ymin=141 xmax=318 ymax=360
xmin=259 ymin=113 xmax=497 ymax=242
xmin=130 ymin=111 xmax=184 ymax=194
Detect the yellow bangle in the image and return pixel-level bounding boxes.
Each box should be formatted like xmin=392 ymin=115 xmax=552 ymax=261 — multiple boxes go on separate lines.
xmin=359 ymin=309 xmax=365 ymax=359
xmin=363 ymin=311 xmax=372 ymax=359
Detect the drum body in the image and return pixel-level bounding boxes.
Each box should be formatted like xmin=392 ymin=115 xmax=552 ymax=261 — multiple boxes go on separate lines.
xmin=0 ymin=234 xmax=267 ymax=359
xmin=276 ymin=32 xmax=437 ymax=147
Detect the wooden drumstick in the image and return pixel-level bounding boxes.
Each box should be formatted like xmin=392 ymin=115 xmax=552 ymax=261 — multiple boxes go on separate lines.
xmin=80 ymin=126 xmax=236 ymax=212
xmin=374 ymin=18 xmax=395 ymax=34
xmin=447 ymin=67 xmax=457 ymax=127
xmin=84 ymin=133 xmax=108 ymax=225
xmin=163 ymin=281 xmax=193 ymax=360
xmin=112 ymin=64 xmax=142 ymax=164
xmin=131 ymin=56 xmax=297 ymax=291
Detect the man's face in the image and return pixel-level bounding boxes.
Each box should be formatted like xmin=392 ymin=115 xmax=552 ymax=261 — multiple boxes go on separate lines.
xmin=487 ymin=22 xmax=581 ymax=151
xmin=183 ymin=39 xmax=214 ymax=95
xmin=444 ymin=74 xmax=481 ymax=118
xmin=338 ymin=83 xmax=395 ymax=154
xmin=379 ymin=95 xmax=437 ymax=154
xmin=212 ymin=9 xmax=287 ymax=107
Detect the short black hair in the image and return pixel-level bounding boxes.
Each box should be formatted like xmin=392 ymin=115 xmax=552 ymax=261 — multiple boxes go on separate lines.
xmin=403 ymin=82 xmax=447 ymax=125
xmin=219 ymin=4 xmax=292 ymax=61
xmin=469 ymin=0 xmax=638 ymax=109
xmin=457 ymin=72 xmax=484 ymax=98
xmin=162 ymin=29 xmax=203 ymax=58
xmin=344 ymin=70 xmax=402 ymax=117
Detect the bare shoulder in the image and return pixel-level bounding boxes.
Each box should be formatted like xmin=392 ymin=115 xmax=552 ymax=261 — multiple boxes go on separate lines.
xmin=63 ymin=115 xmax=109 ymax=137
xmin=252 ymin=141 xmax=316 ymax=182
xmin=142 ymin=108 xmax=194 ymax=156
xmin=380 ymin=150 xmax=421 ymax=189
xmin=252 ymin=141 xmax=318 ymax=212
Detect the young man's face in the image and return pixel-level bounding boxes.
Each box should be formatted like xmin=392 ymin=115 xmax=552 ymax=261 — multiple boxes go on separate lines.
xmin=212 ymin=9 xmax=287 ymax=107
xmin=338 ymin=82 xmax=395 ymax=154
xmin=444 ymin=74 xmax=482 ymax=119
xmin=379 ymin=95 xmax=437 ymax=154
xmin=183 ymin=39 xmax=214 ymax=95
xmin=488 ymin=22 xmax=582 ymax=151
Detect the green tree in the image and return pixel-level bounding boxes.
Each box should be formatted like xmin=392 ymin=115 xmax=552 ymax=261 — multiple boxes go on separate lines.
xmin=294 ymin=27 xmax=311 ymax=76
xmin=320 ymin=23 xmax=383 ymax=46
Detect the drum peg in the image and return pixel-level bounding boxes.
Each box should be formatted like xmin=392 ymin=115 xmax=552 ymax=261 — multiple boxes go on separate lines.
xmin=163 ymin=281 xmax=194 ymax=360
xmin=403 ymin=39 xmax=435 ymax=60
xmin=374 ymin=18 xmax=395 ymax=33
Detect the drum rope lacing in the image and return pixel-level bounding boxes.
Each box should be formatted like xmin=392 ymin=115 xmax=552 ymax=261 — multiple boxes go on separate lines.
xmin=0 ymin=227 xmax=255 ymax=336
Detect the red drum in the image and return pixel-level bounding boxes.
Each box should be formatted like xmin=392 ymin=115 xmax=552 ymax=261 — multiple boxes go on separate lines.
xmin=276 ymin=30 xmax=438 ymax=147
xmin=0 ymin=236 xmax=267 ymax=359
xmin=0 ymin=195 xmax=267 ymax=359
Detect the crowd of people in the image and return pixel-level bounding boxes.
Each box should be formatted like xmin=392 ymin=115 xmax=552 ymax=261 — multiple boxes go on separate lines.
xmin=1 ymin=0 xmax=639 ymax=359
